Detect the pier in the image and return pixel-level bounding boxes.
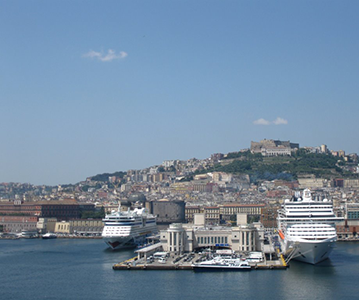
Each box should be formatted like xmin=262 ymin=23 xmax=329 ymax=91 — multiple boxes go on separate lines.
xmin=113 ymin=252 xmax=287 ymax=271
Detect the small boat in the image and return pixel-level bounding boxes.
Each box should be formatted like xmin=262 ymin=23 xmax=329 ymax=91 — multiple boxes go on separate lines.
xmin=192 ymin=257 xmax=251 ymax=272
xmin=42 ymin=233 xmax=57 ymax=239
xmin=17 ymin=230 xmax=39 ymax=239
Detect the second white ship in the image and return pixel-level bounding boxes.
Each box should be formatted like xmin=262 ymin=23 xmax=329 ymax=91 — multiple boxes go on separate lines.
xmin=102 ymin=203 xmax=157 ymax=250
xmin=277 ymin=189 xmax=343 ymax=264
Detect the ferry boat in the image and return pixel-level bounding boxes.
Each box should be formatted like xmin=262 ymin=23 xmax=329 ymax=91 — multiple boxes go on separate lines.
xmin=42 ymin=233 xmax=57 ymax=239
xmin=102 ymin=205 xmax=157 ymax=250
xmin=17 ymin=230 xmax=39 ymax=239
xmin=192 ymin=257 xmax=251 ymax=272
xmin=277 ymin=189 xmax=343 ymax=264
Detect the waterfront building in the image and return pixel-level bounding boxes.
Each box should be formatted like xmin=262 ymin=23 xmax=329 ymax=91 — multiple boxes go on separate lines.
xmin=54 ymin=219 xmax=103 ymax=235
xmin=336 ymin=203 xmax=359 ymax=239
xmin=0 ymin=199 xmax=95 ymax=220
xmin=70 ymin=219 xmax=103 ymax=235
xmin=160 ymin=213 xmax=263 ymax=254
xmin=0 ymin=216 xmax=38 ymax=233
xmin=37 ymin=217 xmax=57 ymax=233
xmin=55 ymin=220 xmax=70 ymax=234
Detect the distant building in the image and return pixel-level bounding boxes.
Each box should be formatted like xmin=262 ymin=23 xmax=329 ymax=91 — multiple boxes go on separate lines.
xmin=320 ymin=144 xmax=328 ymax=153
xmin=54 ymin=219 xmax=103 ymax=235
xmin=162 ymin=160 xmax=176 ymax=168
xmin=251 ymin=139 xmax=299 ymax=156
xmin=210 ymin=153 xmax=224 ymax=162
xmin=185 ymin=206 xmax=201 ymax=223
xmin=147 ymin=200 xmax=185 ymax=225
xmin=297 ymin=175 xmax=330 ymax=189
xmin=37 ymin=217 xmax=57 ymax=233
xmin=0 ymin=216 xmax=38 ymax=233
xmin=0 ymin=200 xmax=95 ymax=221
xmin=220 ymin=204 xmax=266 ymax=221
xmin=203 ymin=206 xmax=221 ymax=224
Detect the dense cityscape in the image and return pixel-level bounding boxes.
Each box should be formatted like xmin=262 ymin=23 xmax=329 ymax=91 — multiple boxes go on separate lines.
xmin=1 ymin=139 xmax=358 ymax=240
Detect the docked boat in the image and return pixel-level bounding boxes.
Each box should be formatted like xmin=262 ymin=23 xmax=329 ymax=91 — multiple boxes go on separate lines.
xmin=277 ymin=189 xmax=343 ymax=264
xmin=42 ymin=233 xmax=57 ymax=239
xmin=17 ymin=230 xmax=39 ymax=239
xmin=102 ymin=205 xmax=157 ymax=250
xmin=192 ymin=257 xmax=251 ymax=272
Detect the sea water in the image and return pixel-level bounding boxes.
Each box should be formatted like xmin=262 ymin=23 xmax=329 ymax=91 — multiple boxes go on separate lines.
xmin=1 ymin=238 xmax=358 ymax=300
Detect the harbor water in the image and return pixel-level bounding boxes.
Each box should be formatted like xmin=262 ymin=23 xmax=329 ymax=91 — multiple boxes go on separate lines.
xmin=1 ymin=238 xmax=359 ymax=300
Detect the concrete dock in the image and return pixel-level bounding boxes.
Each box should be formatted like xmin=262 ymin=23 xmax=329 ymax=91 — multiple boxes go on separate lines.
xmin=113 ymin=253 xmax=287 ymax=271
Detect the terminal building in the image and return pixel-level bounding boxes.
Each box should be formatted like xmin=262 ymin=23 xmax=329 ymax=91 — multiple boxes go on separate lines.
xmin=159 ymin=213 xmax=265 ymax=255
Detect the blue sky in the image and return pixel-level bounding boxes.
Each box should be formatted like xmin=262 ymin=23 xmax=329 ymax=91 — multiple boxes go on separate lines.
xmin=1 ymin=1 xmax=358 ymax=185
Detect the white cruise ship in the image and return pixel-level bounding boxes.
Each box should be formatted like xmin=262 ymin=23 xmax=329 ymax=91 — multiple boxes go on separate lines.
xmin=102 ymin=205 xmax=157 ymax=250
xmin=277 ymin=189 xmax=343 ymax=264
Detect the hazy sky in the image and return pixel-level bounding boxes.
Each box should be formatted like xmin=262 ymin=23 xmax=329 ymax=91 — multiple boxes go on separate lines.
xmin=1 ymin=1 xmax=358 ymax=185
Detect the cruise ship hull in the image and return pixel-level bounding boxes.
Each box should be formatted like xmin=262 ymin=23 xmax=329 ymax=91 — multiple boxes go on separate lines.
xmin=285 ymin=237 xmax=336 ymax=264
xmin=103 ymin=235 xmax=147 ymax=250
xmin=103 ymin=229 xmax=156 ymax=250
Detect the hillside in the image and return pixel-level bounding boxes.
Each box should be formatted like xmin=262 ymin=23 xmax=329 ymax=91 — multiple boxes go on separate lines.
xmin=89 ymin=149 xmax=358 ymax=184
xmin=208 ymin=150 xmax=357 ymax=182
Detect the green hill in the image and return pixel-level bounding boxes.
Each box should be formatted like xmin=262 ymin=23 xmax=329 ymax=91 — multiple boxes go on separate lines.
xmin=206 ymin=149 xmax=357 ymax=182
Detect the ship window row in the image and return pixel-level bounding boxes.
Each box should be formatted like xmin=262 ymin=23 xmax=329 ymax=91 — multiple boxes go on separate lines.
xmin=286 ymin=205 xmax=332 ymax=209
xmin=286 ymin=210 xmax=332 ymax=213
xmin=286 ymin=208 xmax=332 ymax=212
xmin=289 ymin=230 xmax=335 ymax=233
xmin=285 ymin=218 xmax=337 ymax=221
xmin=299 ymin=238 xmax=328 ymax=240
xmin=289 ymin=229 xmax=335 ymax=232
xmin=286 ymin=214 xmax=335 ymax=216
xmin=107 ymin=219 xmax=135 ymax=222
xmin=288 ymin=227 xmax=335 ymax=231
xmin=288 ymin=235 xmax=335 ymax=238
xmin=288 ymin=231 xmax=335 ymax=235
xmin=289 ymin=226 xmax=335 ymax=229
xmin=288 ymin=232 xmax=335 ymax=235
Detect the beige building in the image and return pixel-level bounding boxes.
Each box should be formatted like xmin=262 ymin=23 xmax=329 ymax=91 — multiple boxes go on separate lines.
xmin=298 ymin=175 xmax=330 ymax=189
xmin=220 ymin=203 xmax=265 ymax=220
xmin=37 ymin=218 xmax=57 ymax=233
xmin=54 ymin=219 xmax=103 ymax=235
xmin=70 ymin=219 xmax=103 ymax=234
xmin=160 ymin=213 xmax=263 ymax=254
xmin=55 ymin=221 xmax=71 ymax=234
xmin=343 ymin=179 xmax=359 ymax=188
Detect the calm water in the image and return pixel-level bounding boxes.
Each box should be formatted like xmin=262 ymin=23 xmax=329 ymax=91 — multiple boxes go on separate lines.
xmin=1 ymin=238 xmax=358 ymax=300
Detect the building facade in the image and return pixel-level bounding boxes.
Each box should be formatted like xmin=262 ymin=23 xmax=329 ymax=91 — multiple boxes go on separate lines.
xmin=160 ymin=223 xmax=261 ymax=254
xmin=0 ymin=200 xmax=95 ymax=220
xmin=0 ymin=216 xmax=38 ymax=233
xmin=147 ymin=200 xmax=185 ymax=225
